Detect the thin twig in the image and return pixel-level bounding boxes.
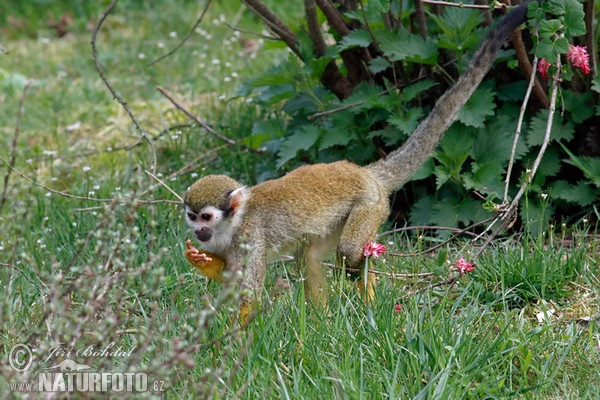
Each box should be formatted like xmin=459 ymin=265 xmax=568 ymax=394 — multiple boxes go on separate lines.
xmin=1 ymin=262 xmax=47 ymax=289
xmin=504 ymin=54 xmax=538 ymax=204
xmin=144 ymin=170 xmax=184 ymax=203
xmin=147 ymin=0 xmax=212 ymax=66
xmin=91 ymin=0 xmax=157 ymax=174
xmin=223 ymin=22 xmax=278 ymax=41
xmin=0 ymin=80 xmax=32 ymax=215
xmin=0 ymin=42 xmax=8 ymax=54
xmin=323 ymin=262 xmax=434 ymax=279
xmin=474 ymin=57 xmax=561 ymax=258
xmin=0 ymin=156 xmax=180 ymax=205
xmin=156 ymin=85 xmax=266 ymax=156
xmin=420 ymin=0 xmax=508 ymax=9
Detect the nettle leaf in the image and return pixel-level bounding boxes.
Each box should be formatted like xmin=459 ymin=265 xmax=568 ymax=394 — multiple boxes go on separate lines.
xmin=430 ymin=6 xmax=482 ymax=52
xmin=367 ymin=127 xmax=403 ymax=147
xmin=411 ymin=158 xmax=435 ymax=181
xmin=319 ymin=127 xmax=354 ymax=149
xmin=457 ymin=87 xmax=496 ymax=128
xmin=562 ymin=89 xmax=594 ymax=124
xmin=377 ymin=28 xmax=438 ymax=64
xmin=387 ymin=108 xmax=424 ymax=136
xmin=497 ymin=81 xmax=527 ymax=102
xmin=561 ymin=143 xmax=600 ymax=187
xmin=409 ymin=196 xmax=437 ymax=226
xmin=551 ymin=180 xmax=597 ymax=206
xmin=338 ymin=29 xmax=372 ymax=51
xmin=401 ymin=80 xmax=438 ymax=102
xmin=367 ymin=0 xmax=390 ymax=13
xmin=531 ymin=148 xmax=562 ymax=182
xmin=276 ymin=125 xmax=320 ymax=167
xmin=471 ymin=111 xmax=527 ymax=165
xmin=368 ymin=57 xmax=391 ymax=74
xmin=527 ymin=110 xmax=574 ymax=147
xmin=463 ymin=162 xmax=505 ymax=197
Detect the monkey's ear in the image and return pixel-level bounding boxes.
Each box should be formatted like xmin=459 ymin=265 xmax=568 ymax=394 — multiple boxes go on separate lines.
xmin=227 ymin=187 xmax=248 ymax=216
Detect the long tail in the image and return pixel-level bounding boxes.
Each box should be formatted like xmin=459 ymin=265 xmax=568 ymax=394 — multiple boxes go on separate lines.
xmin=367 ymin=0 xmax=533 ymax=192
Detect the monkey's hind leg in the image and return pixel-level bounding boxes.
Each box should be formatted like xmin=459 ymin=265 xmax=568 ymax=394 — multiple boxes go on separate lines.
xmin=297 ymin=234 xmax=342 ymax=309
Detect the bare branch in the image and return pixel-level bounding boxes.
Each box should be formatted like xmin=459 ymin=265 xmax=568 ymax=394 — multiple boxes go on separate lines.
xmin=315 ymin=0 xmax=349 ymax=36
xmin=91 ymin=0 xmax=157 ymax=173
xmin=145 ymin=170 xmax=184 ymax=203
xmin=241 ymin=0 xmax=300 ymax=57
xmin=420 ymin=0 xmax=507 ymax=10
xmin=304 ymin=0 xmax=328 ymax=56
xmin=147 ymin=0 xmax=212 ymax=66
xmin=156 ymin=85 xmax=266 ymax=156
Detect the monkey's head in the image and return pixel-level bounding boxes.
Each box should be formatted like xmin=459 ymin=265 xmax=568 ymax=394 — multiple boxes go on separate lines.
xmin=183 ymin=175 xmax=247 ymax=251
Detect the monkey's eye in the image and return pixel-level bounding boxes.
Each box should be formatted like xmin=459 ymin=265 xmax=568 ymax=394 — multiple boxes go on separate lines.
xmin=201 ymin=213 xmax=212 ymax=221
xmin=187 ymin=213 xmax=197 ymax=221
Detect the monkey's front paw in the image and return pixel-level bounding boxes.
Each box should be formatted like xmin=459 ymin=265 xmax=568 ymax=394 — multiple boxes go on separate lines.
xmin=185 ymin=240 xmax=225 ymax=281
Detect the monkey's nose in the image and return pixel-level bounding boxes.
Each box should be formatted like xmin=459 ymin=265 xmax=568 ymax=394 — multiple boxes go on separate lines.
xmin=195 ymin=228 xmax=212 ymax=242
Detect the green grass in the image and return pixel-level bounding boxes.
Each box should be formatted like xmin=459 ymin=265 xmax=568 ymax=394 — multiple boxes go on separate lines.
xmin=1 ymin=1 xmax=600 ymax=398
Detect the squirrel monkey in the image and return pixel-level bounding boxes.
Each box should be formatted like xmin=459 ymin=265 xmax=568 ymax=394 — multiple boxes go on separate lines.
xmin=183 ymin=1 xmax=534 ymax=321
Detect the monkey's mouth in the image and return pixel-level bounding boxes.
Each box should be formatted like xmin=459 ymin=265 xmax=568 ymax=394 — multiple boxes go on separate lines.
xmin=195 ymin=229 xmax=212 ymax=242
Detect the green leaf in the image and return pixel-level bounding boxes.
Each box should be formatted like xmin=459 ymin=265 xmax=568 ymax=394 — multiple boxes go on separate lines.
xmin=463 ymin=162 xmax=505 ymax=197
xmin=276 ymin=125 xmax=320 ymax=167
xmin=526 ymin=110 xmax=574 ymax=147
xmin=471 ymin=112 xmax=527 ymax=165
xmin=367 ymin=0 xmax=390 ymax=14
xmin=368 ymin=57 xmax=391 ymax=74
xmin=411 ymin=158 xmax=435 ymax=181
xmin=409 ymin=196 xmax=437 ymax=226
xmin=547 ymin=0 xmax=586 ymax=37
xmin=338 ymin=30 xmax=372 ymax=51
xmin=456 ymin=87 xmax=496 ymax=128
xmin=431 ymin=6 xmax=482 ymax=53
xmin=401 ymin=80 xmax=438 ymax=102
xmin=562 ymin=89 xmax=594 ymax=123
xmin=551 ymin=180 xmax=597 ymax=206
xmin=319 ymin=127 xmax=353 ymax=149
xmin=536 ymin=38 xmax=561 ymax=63
xmin=377 ymin=28 xmax=438 ymax=65
xmin=531 ymin=148 xmax=562 ymax=182
xmin=538 ymin=19 xmax=562 ymax=39
xmin=591 ymin=74 xmax=600 ymax=94
xmin=387 ymin=107 xmax=424 ymax=136
xmin=560 ymin=143 xmax=600 ymax=187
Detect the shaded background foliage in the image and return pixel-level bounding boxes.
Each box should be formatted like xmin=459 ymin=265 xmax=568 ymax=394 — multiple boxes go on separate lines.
xmin=235 ymin=0 xmax=599 ymax=234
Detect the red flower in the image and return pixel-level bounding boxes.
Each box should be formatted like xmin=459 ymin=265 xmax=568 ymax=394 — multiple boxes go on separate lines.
xmin=394 ymin=304 xmax=402 ymax=313
xmin=537 ymin=58 xmax=551 ymax=80
xmin=363 ymin=242 xmax=387 ymax=258
xmin=567 ymin=45 xmax=590 ymax=75
xmin=453 ymin=258 xmax=475 ymax=274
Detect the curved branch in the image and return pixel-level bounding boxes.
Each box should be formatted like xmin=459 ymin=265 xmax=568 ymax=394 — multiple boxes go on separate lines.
xmin=241 ymin=0 xmax=300 ymax=57
xmin=91 ymin=0 xmax=157 ymax=173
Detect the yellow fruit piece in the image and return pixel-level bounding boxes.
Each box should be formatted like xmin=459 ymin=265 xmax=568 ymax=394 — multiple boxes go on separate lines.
xmin=185 ymin=240 xmax=225 ymax=281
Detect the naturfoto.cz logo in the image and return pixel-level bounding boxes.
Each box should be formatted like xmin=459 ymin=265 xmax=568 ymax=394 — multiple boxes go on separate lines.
xmin=8 ymin=343 xmax=165 ymax=394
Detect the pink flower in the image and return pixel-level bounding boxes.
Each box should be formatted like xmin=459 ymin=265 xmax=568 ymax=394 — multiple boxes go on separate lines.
xmin=363 ymin=242 xmax=387 ymax=258
xmin=567 ymin=45 xmax=590 ymax=75
xmin=394 ymin=304 xmax=402 ymax=313
xmin=537 ymin=58 xmax=551 ymax=80
xmin=453 ymin=258 xmax=475 ymax=274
